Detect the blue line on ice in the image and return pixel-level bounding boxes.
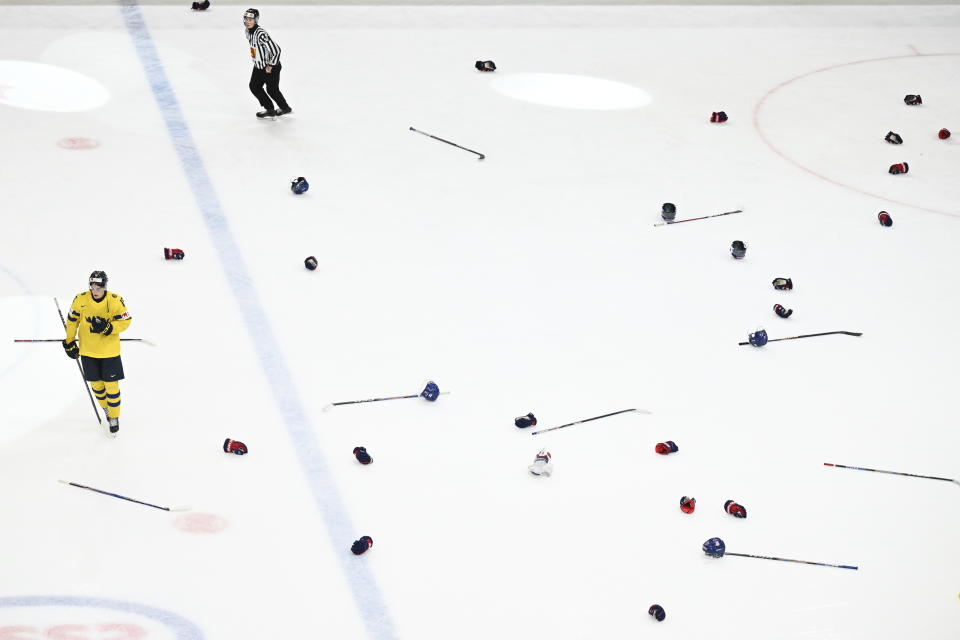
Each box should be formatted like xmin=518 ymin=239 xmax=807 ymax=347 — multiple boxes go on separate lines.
xmin=118 ymin=3 xmax=398 ymax=638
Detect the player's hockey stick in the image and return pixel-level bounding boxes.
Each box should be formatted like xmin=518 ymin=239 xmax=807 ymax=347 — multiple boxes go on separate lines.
xmin=14 ymin=338 xmax=156 ymax=346
xmin=724 ymin=551 xmax=858 ymax=570
xmin=410 ymin=127 xmax=485 ymax=160
xmin=322 ymin=389 xmax=449 ymax=411
xmin=737 ymin=331 xmax=862 ymax=346
xmin=654 ymin=209 xmax=742 ymax=226
xmin=54 ymin=297 xmax=101 ymax=424
xmin=824 ymin=463 xmax=960 ymax=486
xmin=531 ymin=408 xmax=651 ymax=435
xmin=59 ymin=480 xmax=190 ymax=512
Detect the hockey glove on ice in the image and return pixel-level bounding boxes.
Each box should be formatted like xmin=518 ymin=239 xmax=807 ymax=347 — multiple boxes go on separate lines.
xmin=655 ymin=441 xmax=679 ymax=455
xmin=223 ymin=438 xmax=248 ymax=455
xmin=351 ymin=536 xmax=373 ymax=555
xmin=884 ymin=131 xmax=903 ymax=144
xmin=773 ymin=303 xmax=793 ymax=318
xmin=724 ymin=499 xmax=747 ymax=518
xmin=62 ymin=340 xmax=80 ymax=359
xmin=888 ymin=162 xmax=909 ymax=175
xmin=772 ymin=277 xmax=793 ymax=290
xmin=87 ymin=316 xmax=113 ymax=335
xmin=353 ymin=446 xmax=372 ymax=464
xmin=903 ymin=94 xmax=922 ymax=105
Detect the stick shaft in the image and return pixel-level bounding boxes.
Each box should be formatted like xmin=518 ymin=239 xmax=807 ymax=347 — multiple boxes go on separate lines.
xmin=824 ymin=463 xmax=954 ymax=482
xmin=15 ymin=338 xmax=146 ymax=343
xmin=738 ymin=331 xmax=863 ymax=346
xmin=59 ymin=480 xmax=171 ymax=511
xmin=654 ymin=210 xmax=741 ymax=226
xmin=531 ymin=408 xmax=645 ymax=435
xmin=410 ymin=127 xmax=484 ymax=159
xmin=725 ymin=552 xmax=856 ymax=570
xmin=55 ymin=298 xmax=102 ymax=424
xmin=331 ymin=393 xmax=420 ymax=407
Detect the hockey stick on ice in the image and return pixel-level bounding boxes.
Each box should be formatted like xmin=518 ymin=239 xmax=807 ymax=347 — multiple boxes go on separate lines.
xmin=59 ymin=480 xmax=190 ymax=512
xmin=824 ymin=463 xmax=960 ymax=486
xmin=703 ymin=537 xmax=857 ymax=569
xmin=738 ymin=331 xmax=862 ymax=346
xmin=410 ymin=127 xmax=485 ymax=160
xmin=654 ymin=209 xmax=742 ymax=226
xmin=15 ymin=338 xmax=157 ymax=346
xmin=322 ymin=386 xmax=450 ymax=412
xmin=724 ymin=551 xmax=857 ymax=570
xmin=530 ymin=408 xmax=651 ymax=435
xmin=55 ymin=297 xmax=101 ymax=425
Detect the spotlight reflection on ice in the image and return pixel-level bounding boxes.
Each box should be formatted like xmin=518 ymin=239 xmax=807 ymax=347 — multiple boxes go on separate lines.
xmin=490 ymin=73 xmax=651 ymax=111
xmin=0 ymin=60 xmax=109 ymax=112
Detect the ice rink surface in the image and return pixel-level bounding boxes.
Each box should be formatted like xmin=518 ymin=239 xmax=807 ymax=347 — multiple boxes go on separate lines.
xmin=1 ymin=3 xmax=960 ymax=639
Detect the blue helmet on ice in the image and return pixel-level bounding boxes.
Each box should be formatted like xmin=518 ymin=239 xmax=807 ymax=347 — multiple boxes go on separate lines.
xmin=420 ymin=380 xmax=440 ymax=402
xmin=703 ymin=537 xmax=726 ymax=557
xmin=291 ymin=177 xmax=309 ymax=194
xmin=748 ymin=329 xmax=768 ymax=347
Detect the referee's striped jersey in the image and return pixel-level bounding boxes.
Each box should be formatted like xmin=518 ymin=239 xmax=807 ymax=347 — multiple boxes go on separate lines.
xmin=246 ymin=26 xmax=281 ymax=68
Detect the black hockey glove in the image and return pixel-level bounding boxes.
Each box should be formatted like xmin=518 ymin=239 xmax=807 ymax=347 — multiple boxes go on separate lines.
xmin=62 ymin=340 xmax=80 ymax=359
xmin=87 ymin=316 xmax=114 ymax=336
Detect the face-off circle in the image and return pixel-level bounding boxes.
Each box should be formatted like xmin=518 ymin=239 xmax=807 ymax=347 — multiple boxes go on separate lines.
xmin=755 ymin=53 xmax=960 ymax=217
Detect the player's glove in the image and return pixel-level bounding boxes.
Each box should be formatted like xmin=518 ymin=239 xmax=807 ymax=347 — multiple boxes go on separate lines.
xmin=772 ymin=277 xmax=793 ymax=291
xmin=888 ymin=162 xmax=909 ymax=175
xmin=62 ymin=340 xmax=80 ymax=359
xmin=655 ymin=441 xmax=679 ymax=455
xmin=884 ymin=131 xmax=903 ymax=145
xmin=724 ymin=499 xmax=747 ymax=518
xmin=223 ymin=438 xmax=248 ymax=455
xmin=87 ymin=316 xmax=113 ymax=335
xmin=351 ymin=536 xmax=373 ymax=555
xmin=774 ymin=303 xmax=793 ymax=318
xmin=353 ymin=446 xmax=372 ymax=464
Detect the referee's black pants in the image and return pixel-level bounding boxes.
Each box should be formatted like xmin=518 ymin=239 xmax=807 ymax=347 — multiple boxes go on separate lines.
xmin=249 ymin=62 xmax=290 ymax=112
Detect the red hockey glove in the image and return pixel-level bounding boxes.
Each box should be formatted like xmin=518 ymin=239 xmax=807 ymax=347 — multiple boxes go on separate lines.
xmin=223 ymin=438 xmax=248 ymax=455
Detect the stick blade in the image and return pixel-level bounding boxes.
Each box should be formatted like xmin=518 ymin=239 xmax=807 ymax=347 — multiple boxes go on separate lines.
xmin=322 ymin=403 xmax=334 ymax=412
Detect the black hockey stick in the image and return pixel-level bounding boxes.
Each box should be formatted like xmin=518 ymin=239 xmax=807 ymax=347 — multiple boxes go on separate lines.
xmin=59 ymin=480 xmax=189 ymax=512
xmin=824 ymin=463 xmax=960 ymax=486
xmin=55 ymin=297 xmax=101 ymax=424
xmin=15 ymin=338 xmax=156 ymax=345
xmin=531 ymin=408 xmax=650 ymax=435
xmin=410 ymin=127 xmax=485 ymax=160
xmin=322 ymin=383 xmax=449 ymax=411
xmin=724 ymin=551 xmax=858 ymax=570
xmin=654 ymin=209 xmax=742 ymax=226
xmin=738 ymin=331 xmax=862 ymax=346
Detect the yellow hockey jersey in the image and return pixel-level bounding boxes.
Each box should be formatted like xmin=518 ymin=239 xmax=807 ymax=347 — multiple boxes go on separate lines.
xmin=64 ymin=290 xmax=132 ymax=358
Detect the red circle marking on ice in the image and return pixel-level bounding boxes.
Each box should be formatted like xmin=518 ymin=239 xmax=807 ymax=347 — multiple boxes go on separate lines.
xmin=753 ymin=52 xmax=960 ymax=218
xmin=174 ymin=512 xmax=228 ymax=533
xmin=58 ymin=137 xmax=99 ymax=150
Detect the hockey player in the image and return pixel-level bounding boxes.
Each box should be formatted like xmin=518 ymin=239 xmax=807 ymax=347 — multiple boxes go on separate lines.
xmin=243 ymin=8 xmax=292 ymax=119
xmin=62 ymin=271 xmax=132 ymax=436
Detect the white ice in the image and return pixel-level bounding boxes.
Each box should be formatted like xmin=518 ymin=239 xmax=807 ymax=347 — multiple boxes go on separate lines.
xmin=1 ymin=4 xmax=959 ymax=639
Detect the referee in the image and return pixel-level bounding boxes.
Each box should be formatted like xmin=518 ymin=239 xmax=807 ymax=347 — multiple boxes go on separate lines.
xmin=244 ymin=8 xmax=292 ymax=119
